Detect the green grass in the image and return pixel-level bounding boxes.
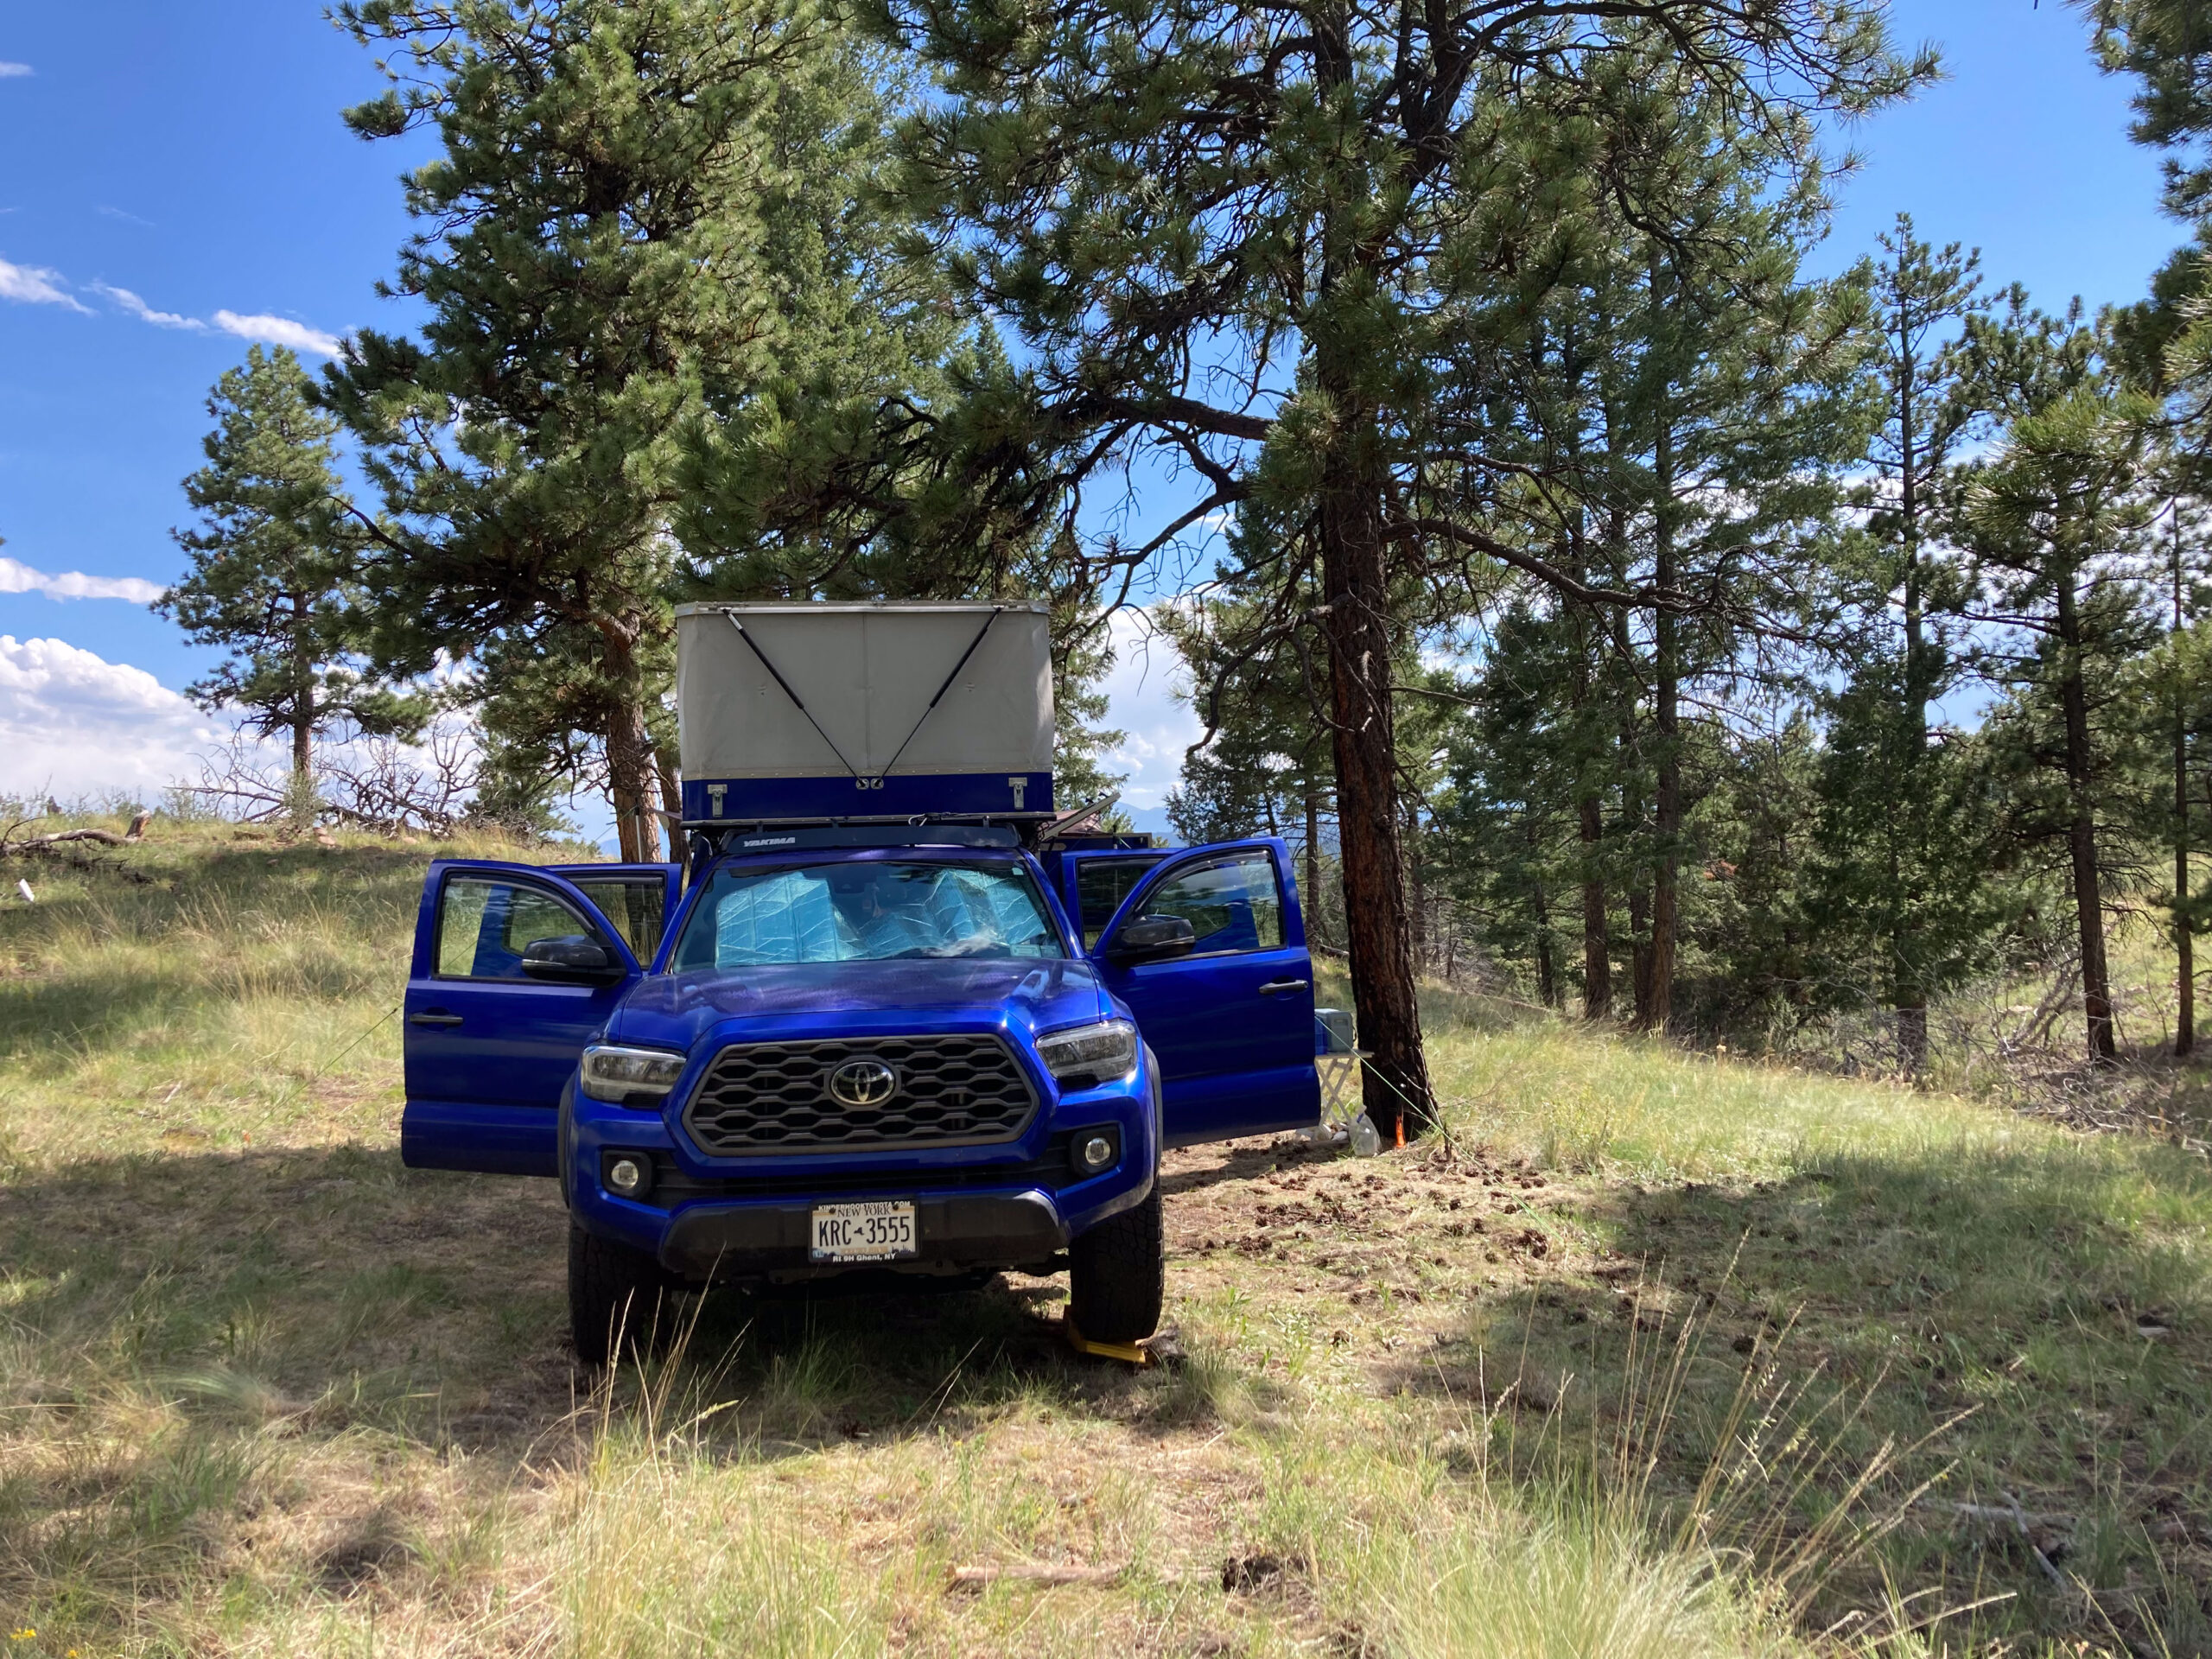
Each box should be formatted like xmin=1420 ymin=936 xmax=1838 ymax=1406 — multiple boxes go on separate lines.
xmin=3 ymin=817 xmax=2210 ymax=1655
xmin=1423 ymin=1014 xmax=2212 ymax=1653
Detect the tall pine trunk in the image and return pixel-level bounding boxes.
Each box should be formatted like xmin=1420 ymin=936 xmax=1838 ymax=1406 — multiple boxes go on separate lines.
xmin=1646 ymin=255 xmax=1679 ymax=1033
xmin=1304 ymin=779 xmax=1325 ymax=950
xmin=658 ymin=747 xmax=683 ymax=862
xmin=1896 ymin=996 xmax=1929 ymax=1077
xmin=1535 ymin=905 xmax=1558 ymax=1007
xmin=1309 ymin=9 xmax=1429 ymax=1142
xmin=1620 ymin=696 xmax=1652 ymax=1024
xmin=1649 ymin=544 xmax=1680 ymax=1033
xmin=1529 ymin=817 xmax=1559 ymax=1007
xmin=1567 ymin=524 xmax=1609 ymax=1020
xmin=2178 ymin=762 xmax=2195 ymax=1059
xmin=596 ymin=613 xmax=662 ymax=864
xmin=2175 ymin=518 xmax=2195 ymax=1058
xmin=2177 ymin=772 xmax=2193 ymax=1059
xmin=290 ymin=594 xmax=315 ymax=813
xmin=1895 ymin=306 xmax=1931 ymax=1074
xmin=1602 ymin=524 xmax=1651 ymax=1027
xmin=1630 ymin=885 xmax=1654 ymax=1023
xmin=1406 ymin=798 xmax=1427 ymax=976
xmin=1317 ymin=427 xmax=1432 ymax=1143
xmin=1580 ymin=792 xmax=1610 ymax=1019
xmin=2055 ymin=573 xmax=2115 ymax=1062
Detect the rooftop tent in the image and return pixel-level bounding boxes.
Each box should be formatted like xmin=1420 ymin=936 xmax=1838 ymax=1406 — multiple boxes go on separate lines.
xmin=675 ymin=602 xmax=1056 ymax=823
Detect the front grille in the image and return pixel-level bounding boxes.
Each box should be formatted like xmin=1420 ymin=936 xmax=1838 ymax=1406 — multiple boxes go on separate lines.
xmin=684 ymin=1034 xmax=1039 ymax=1154
xmin=637 ymin=1133 xmax=1084 ymax=1208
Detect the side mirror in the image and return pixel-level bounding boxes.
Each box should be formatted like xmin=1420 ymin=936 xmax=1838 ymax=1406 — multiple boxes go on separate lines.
xmin=519 ymin=934 xmax=624 ymax=982
xmin=1106 ymin=913 xmax=1197 ymax=964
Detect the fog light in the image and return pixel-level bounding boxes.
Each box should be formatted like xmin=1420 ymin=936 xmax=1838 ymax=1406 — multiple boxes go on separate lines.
xmin=607 ymin=1155 xmax=647 ymax=1197
xmin=1071 ymin=1131 xmax=1118 ymax=1176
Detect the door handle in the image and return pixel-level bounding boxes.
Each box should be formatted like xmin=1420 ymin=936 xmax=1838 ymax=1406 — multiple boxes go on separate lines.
xmin=1257 ymin=979 xmax=1310 ymax=995
xmin=409 ymin=1011 xmax=464 ymax=1027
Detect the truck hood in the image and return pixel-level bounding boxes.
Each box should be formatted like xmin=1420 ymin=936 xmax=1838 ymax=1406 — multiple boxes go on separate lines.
xmin=607 ymin=958 xmax=1113 ymax=1053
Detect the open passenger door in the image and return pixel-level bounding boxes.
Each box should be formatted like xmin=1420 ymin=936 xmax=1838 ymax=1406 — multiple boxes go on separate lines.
xmin=1050 ymin=847 xmax=1169 ymax=947
xmin=400 ymin=860 xmax=674 ymax=1176
xmin=1090 ymin=837 xmax=1319 ymax=1146
xmin=548 ymin=861 xmax=683 ymax=966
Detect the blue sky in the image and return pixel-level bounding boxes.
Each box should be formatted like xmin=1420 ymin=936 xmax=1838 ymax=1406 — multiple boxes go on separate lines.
xmin=0 ymin=0 xmax=2188 ymax=832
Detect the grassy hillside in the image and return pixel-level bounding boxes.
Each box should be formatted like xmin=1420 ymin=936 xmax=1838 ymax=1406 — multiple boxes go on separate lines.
xmin=3 ymin=819 xmax=2211 ymax=1656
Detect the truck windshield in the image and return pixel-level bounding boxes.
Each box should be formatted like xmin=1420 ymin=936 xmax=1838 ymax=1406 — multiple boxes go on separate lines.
xmin=670 ymin=860 xmax=1065 ymax=969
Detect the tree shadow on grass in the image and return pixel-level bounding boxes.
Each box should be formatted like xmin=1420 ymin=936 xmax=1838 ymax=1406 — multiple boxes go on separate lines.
xmin=1382 ymin=1138 xmax=2212 ymax=1654
xmin=0 ymin=1137 xmax=1179 ymax=1466
xmin=0 ymin=1133 xmax=1283 ymax=1639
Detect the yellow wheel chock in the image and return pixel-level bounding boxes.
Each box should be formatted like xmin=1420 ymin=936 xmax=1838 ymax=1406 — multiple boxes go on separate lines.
xmin=1061 ymin=1313 xmax=1154 ymax=1365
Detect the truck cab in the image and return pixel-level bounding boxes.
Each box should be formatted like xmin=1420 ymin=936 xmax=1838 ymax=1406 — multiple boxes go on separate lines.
xmin=400 ymin=605 xmax=1319 ymax=1363
xmin=404 ymin=827 xmax=1319 ymax=1360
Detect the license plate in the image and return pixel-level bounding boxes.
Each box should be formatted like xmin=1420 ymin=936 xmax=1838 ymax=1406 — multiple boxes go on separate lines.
xmin=810 ymin=1200 xmax=917 ymax=1262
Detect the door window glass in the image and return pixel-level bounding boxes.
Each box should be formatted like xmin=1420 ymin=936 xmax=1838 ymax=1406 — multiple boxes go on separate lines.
xmin=436 ymin=878 xmax=601 ymax=980
xmin=1129 ymin=852 xmax=1283 ymax=956
xmin=569 ymin=877 xmax=666 ymax=963
xmin=1074 ymin=856 xmax=1163 ymax=946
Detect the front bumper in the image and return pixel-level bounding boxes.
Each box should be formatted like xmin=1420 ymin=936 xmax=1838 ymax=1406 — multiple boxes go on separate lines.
xmin=564 ymin=1050 xmax=1159 ymax=1283
xmin=658 ymin=1189 xmax=1068 ymax=1278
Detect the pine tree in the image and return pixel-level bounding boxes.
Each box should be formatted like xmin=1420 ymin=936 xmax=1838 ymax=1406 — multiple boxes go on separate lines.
xmin=2083 ymin=0 xmax=2212 ymax=223
xmin=1807 ymin=657 xmax=2005 ymax=1063
xmin=2082 ymin=0 xmax=2212 ymax=1059
xmin=1966 ymin=311 xmax=2159 ymax=1062
xmin=871 ymin=0 xmax=1920 ymax=1135
xmin=1617 ymin=223 xmax=1872 ymax=1033
xmin=160 ymin=346 xmax=418 ymax=816
xmin=1497 ymin=99 xmax=1876 ymax=1032
xmin=1427 ymin=604 xmax=1590 ymax=1007
xmin=324 ymin=0 xmax=951 ymax=860
xmin=2142 ymin=498 xmax=2211 ymax=1055
xmin=1688 ymin=714 xmax=1825 ymax=1033
xmin=1806 ymin=219 xmax=1998 ymax=1071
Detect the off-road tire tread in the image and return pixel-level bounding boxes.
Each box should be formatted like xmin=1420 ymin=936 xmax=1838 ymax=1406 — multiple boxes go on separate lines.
xmin=1069 ymin=1183 xmax=1164 ymax=1343
xmin=569 ymin=1222 xmax=672 ymax=1367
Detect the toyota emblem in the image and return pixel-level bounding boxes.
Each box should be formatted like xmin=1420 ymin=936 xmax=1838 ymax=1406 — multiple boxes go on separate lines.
xmin=827 ymin=1058 xmax=898 ymax=1109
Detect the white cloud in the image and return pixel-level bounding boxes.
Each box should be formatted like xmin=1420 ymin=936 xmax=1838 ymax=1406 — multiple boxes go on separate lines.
xmin=10 ymin=268 xmax=344 ymax=350
xmin=1096 ymin=606 xmax=1203 ymax=820
xmin=0 ymin=257 xmax=88 ymax=313
xmin=91 ymin=283 xmax=204 ymax=332
xmin=0 ymin=636 xmax=220 ymax=797
xmin=213 ymin=309 xmax=342 ymax=357
xmin=0 ymin=556 xmax=166 ymax=604
xmin=0 ymin=63 xmax=30 ymax=79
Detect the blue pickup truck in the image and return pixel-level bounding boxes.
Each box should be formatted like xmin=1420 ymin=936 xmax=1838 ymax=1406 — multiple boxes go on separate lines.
xmin=400 ymin=825 xmax=1321 ymax=1361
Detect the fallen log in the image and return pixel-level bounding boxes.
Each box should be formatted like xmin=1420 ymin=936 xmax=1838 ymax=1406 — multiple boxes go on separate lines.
xmin=3 ymin=828 xmax=132 ymax=854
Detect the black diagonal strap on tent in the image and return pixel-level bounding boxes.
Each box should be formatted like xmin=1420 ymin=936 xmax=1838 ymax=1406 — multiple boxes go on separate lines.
xmin=726 ymin=613 xmax=864 ymax=780
xmin=877 ymin=606 xmax=1005 ymax=779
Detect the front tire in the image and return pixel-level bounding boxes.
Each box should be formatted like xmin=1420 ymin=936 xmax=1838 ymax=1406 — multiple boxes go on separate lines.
xmin=1068 ymin=1183 xmax=1164 ymax=1344
xmin=569 ymin=1221 xmax=673 ymax=1367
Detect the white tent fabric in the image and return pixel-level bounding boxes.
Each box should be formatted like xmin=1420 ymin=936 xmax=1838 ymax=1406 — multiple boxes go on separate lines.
xmin=675 ymin=602 xmax=1055 ymax=783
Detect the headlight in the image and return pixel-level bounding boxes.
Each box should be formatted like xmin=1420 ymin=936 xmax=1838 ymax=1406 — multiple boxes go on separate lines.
xmin=580 ymin=1044 xmax=687 ymax=1106
xmin=1035 ymin=1019 xmax=1138 ymax=1089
